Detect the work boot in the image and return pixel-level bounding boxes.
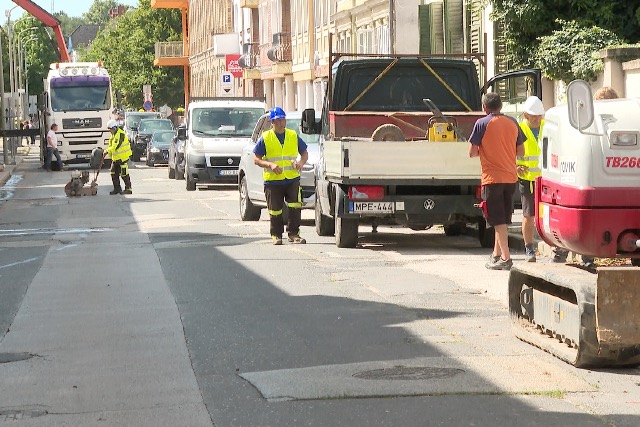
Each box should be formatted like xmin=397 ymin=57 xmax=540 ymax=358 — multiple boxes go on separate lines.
xmin=288 ymin=234 xmax=306 ymax=244
xmin=525 ymin=244 xmax=536 ymax=262
xmin=109 ymin=189 xmax=121 ymax=195
xmin=121 ymin=188 xmax=133 ymax=195
xmin=272 ymin=235 xmax=283 ymax=246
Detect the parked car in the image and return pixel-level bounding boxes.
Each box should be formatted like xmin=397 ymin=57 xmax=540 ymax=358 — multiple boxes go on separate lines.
xmin=168 ymin=125 xmax=187 ymax=180
xmin=183 ymin=98 xmax=266 ymax=191
xmin=238 ymin=111 xmax=321 ymax=221
xmin=145 ymin=130 xmax=174 ymax=167
xmin=133 ymin=118 xmax=174 ymax=161
xmin=124 ymin=111 xmax=162 ymax=146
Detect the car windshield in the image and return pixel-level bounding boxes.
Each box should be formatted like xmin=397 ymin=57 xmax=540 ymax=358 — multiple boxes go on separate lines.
xmin=286 ymin=117 xmax=319 ymax=144
xmin=191 ymin=107 xmax=264 ymax=137
xmin=126 ymin=114 xmax=160 ymax=129
xmin=139 ymin=120 xmax=174 ymax=133
xmin=50 ymin=78 xmax=111 ymax=112
xmin=152 ymin=131 xmax=174 ymax=147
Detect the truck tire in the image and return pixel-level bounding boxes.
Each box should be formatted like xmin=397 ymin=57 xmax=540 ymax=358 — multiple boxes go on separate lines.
xmin=315 ymin=197 xmax=335 ymax=236
xmin=239 ymin=176 xmax=261 ymax=221
xmin=168 ymin=164 xmax=175 ymax=179
xmin=478 ymin=220 xmax=495 ymax=248
xmin=334 ymin=186 xmax=358 ymax=248
xmin=371 ymin=124 xmax=405 ymax=141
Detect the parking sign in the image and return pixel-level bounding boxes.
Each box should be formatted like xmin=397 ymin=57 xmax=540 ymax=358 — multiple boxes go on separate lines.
xmin=220 ymin=72 xmax=234 ymax=96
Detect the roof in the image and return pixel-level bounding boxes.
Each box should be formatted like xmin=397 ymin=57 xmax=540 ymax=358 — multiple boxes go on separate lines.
xmin=68 ymin=25 xmax=103 ymax=51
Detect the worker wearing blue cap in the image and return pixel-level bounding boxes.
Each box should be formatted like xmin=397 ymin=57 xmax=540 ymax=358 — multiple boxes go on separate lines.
xmin=253 ymin=107 xmax=309 ymax=245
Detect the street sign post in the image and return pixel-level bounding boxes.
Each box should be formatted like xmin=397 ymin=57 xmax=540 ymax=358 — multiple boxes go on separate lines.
xmin=220 ymin=72 xmax=234 ymax=97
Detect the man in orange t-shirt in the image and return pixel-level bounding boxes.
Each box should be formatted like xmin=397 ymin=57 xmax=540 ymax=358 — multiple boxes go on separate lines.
xmin=468 ymin=92 xmax=525 ymax=270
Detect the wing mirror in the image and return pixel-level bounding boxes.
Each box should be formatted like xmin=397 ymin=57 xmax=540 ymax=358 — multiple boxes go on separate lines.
xmin=177 ymin=126 xmax=187 ymax=140
xmin=301 ymin=108 xmax=317 ymax=134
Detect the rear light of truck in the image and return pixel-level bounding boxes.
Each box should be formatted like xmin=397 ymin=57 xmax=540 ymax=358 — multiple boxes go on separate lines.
xmin=349 ymin=186 xmax=384 ymax=200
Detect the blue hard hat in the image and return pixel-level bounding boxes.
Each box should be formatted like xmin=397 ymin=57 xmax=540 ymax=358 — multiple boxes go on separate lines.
xmin=269 ymin=107 xmax=286 ymax=121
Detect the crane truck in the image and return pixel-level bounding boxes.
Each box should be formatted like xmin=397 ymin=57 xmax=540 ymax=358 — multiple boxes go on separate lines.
xmin=11 ymin=0 xmax=113 ymax=167
xmin=508 ymin=80 xmax=640 ymax=368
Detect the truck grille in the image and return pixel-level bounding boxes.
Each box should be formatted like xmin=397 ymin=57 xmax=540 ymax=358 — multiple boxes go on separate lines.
xmin=62 ymin=117 xmax=103 ymax=129
xmin=209 ymin=157 xmax=240 ymax=167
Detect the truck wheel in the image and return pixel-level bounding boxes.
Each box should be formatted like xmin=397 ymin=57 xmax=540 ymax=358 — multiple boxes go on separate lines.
xmin=478 ymin=220 xmax=495 ymax=248
xmin=334 ymin=186 xmax=358 ymax=247
xmin=239 ymin=176 xmax=261 ymax=221
xmin=168 ymin=165 xmax=175 ymax=179
xmin=186 ymin=173 xmax=196 ymax=191
xmin=371 ymin=124 xmax=405 ymax=141
xmin=444 ymin=222 xmax=465 ymax=236
xmin=315 ymin=197 xmax=335 ymax=236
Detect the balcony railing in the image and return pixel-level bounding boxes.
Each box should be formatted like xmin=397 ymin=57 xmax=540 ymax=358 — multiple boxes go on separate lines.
xmin=267 ymin=32 xmax=292 ymax=63
xmin=155 ymin=41 xmax=184 ymax=59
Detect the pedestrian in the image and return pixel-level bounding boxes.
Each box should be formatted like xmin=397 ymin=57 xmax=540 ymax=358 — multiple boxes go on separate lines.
xmin=468 ymin=92 xmax=526 ymax=270
xmin=104 ymin=119 xmax=133 ymax=195
xmin=45 ymin=123 xmax=63 ymax=172
xmin=253 ymin=106 xmax=309 ymax=245
xmin=552 ymin=86 xmax=620 ymax=271
xmin=517 ymin=96 xmax=545 ymax=262
xmin=28 ymin=120 xmax=36 ymax=145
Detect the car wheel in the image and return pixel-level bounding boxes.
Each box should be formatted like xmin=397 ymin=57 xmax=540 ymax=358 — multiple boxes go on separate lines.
xmin=186 ymin=172 xmax=196 ymax=191
xmin=315 ymin=196 xmax=335 ymax=236
xmin=239 ymin=176 xmax=261 ymax=221
xmin=168 ymin=164 xmax=175 ymax=179
xmin=334 ymin=186 xmax=358 ymax=248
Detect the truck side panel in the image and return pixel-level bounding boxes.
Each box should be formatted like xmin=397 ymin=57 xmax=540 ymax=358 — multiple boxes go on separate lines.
xmin=324 ymin=139 xmax=480 ymax=180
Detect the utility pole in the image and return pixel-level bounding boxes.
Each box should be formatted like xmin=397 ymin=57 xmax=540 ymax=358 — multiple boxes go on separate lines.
xmin=1 ymin=28 xmax=7 ymax=166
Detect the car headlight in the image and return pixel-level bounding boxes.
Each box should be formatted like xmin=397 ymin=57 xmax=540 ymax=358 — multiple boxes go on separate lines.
xmin=150 ymin=147 xmax=160 ymax=153
xmin=188 ymin=137 xmax=203 ymax=151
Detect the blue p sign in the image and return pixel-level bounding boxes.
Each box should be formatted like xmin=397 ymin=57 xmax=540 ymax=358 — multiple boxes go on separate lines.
xmin=223 ymin=74 xmax=231 ymax=83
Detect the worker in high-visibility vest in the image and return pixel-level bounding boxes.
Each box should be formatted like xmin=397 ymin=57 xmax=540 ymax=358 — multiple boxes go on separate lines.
xmin=105 ymin=119 xmax=133 ymax=195
xmin=517 ymin=96 xmax=545 ymax=262
xmin=253 ymin=107 xmax=309 ymax=245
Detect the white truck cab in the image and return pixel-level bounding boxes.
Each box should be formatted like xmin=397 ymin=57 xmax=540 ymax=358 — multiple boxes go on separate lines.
xmin=182 ymin=98 xmax=265 ymax=191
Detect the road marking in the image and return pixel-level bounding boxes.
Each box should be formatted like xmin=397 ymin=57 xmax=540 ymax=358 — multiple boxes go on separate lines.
xmin=0 ymin=257 xmax=39 ymax=270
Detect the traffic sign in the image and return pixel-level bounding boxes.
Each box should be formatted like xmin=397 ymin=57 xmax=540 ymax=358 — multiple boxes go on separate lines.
xmin=143 ymin=100 xmax=153 ymax=111
xmin=220 ymin=72 xmax=234 ymax=96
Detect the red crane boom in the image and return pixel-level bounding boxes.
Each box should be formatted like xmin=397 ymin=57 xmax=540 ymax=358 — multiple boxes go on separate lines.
xmin=11 ymin=0 xmax=70 ymax=62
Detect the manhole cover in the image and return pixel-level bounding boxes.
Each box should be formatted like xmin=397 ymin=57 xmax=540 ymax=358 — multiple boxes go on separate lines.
xmin=353 ymin=366 xmax=465 ymax=380
xmin=0 ymin=353 xmax=33 ymax=364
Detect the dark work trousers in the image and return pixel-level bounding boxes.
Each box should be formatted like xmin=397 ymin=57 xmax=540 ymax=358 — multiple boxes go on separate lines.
xmin=264 ymin=180 xmax=302 ymax=238
xmin=111 ymin=159 xmax=132 ymax=192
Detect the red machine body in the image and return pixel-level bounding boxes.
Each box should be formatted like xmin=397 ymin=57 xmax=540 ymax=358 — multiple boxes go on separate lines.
xmin=12 ymin=0 xmax=70 ymax=62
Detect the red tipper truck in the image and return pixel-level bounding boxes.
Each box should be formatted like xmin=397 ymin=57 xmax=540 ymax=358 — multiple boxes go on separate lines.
xmin=301 ymin=50 xmax=541 ymax=248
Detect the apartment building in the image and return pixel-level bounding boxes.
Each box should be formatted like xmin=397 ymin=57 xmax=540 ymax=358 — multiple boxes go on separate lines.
xmin=152 ymin=0 xmax=506 ymax=111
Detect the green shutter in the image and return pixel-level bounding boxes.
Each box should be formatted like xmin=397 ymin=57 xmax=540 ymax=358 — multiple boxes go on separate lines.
xmin=418 ymin=4 xmax=431 ymax=55
xmin=445 ymin=0 xmax=464 ymax=53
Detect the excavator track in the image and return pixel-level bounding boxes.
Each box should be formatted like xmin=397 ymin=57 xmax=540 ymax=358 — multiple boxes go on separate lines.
xmin=508 ymin=263 xmax=640 ymax=368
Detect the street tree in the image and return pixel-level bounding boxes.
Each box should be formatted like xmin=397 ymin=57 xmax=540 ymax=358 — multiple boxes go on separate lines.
xmin=81 ymin=0 xmax=184 ymax=110
xmin=83 ymin=0 xmax=126 ymax=25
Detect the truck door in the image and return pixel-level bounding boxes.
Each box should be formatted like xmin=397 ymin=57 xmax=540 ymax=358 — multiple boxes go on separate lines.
xmin=482 ymin=69 xmax=542 ymax=119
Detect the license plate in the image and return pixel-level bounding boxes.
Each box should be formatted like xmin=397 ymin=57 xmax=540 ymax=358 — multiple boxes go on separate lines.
xmin=218 ymin=169 xmax=238 ymax=176
xmin=75 ymin=154 xmax=91 ymax=159
xmin=350 ymin=201 xmax=394 ymax=213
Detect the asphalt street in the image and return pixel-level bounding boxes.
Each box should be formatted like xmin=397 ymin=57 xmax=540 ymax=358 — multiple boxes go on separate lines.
xmin=0 ymin=145 xmax=639 ymax=426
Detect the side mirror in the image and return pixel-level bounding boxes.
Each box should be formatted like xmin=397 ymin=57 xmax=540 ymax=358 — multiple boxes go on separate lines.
xmin=567 ymin=79 xmax=594 ymax=131
xmin=301 ymin=108 xmax=317 ymax=134
xmin=177 ymin=127 xmax=187 ymax=140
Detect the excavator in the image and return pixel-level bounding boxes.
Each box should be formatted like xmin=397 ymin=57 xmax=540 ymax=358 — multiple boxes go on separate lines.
xmin=509 ymin=80 xmax=640 ymax=368
xmin=11 ymin=0 xmax=70 ymax=62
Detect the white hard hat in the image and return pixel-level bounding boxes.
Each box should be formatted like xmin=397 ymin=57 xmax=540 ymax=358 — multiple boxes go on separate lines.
xmin=106 ymin=119 xmax=118 ymax=129
xmin=523 ymin=96 xmax=545 ymax=115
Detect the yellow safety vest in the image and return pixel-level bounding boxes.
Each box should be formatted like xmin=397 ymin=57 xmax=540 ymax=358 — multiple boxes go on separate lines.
xmin=262 ymin=129 xmax=301 ymax=182
xmin=517 ymin=120 xmax=544 ymax=182
xmin=107 ymin=128 xmax=132 ymax=161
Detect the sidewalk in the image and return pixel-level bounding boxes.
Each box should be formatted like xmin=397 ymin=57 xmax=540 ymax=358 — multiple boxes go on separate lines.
xmin=0 ymin=138 xmax=34 ymax=186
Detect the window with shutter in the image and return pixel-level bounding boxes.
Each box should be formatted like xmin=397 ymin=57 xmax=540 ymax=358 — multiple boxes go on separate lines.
xmin=467 ymin=0 xmax=484 ymax=83
xmin=418 ymin=4 xmax=431 ymax=55
xmin=445 ymin=0 xmax=463 ymax=54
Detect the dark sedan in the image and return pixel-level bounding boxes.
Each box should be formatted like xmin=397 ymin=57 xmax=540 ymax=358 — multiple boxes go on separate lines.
xmin=133 ymin=118 xmax=174 ymax=161
xmin=168 ymin=125 xmax=186 ymax=179
xmin=145 ymin=130 xmax=174 ymax=167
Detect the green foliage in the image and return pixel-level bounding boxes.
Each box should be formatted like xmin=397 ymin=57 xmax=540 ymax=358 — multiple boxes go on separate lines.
xmin=81 ymin=0 xmax=184 ymax=109
xmin=536 ymin=20 xmax=624 ymax=82
xmin=490 ymin=0 xmax=640 ymax=78
xmin=53 ymin=11 xmax=86 ymax=37
xmin=83 ymin=0 xmax=123 ymax=25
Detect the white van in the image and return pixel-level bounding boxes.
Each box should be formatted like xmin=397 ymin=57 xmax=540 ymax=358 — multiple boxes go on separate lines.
xmin=182 ymin=98 xmax=266 ymax=191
